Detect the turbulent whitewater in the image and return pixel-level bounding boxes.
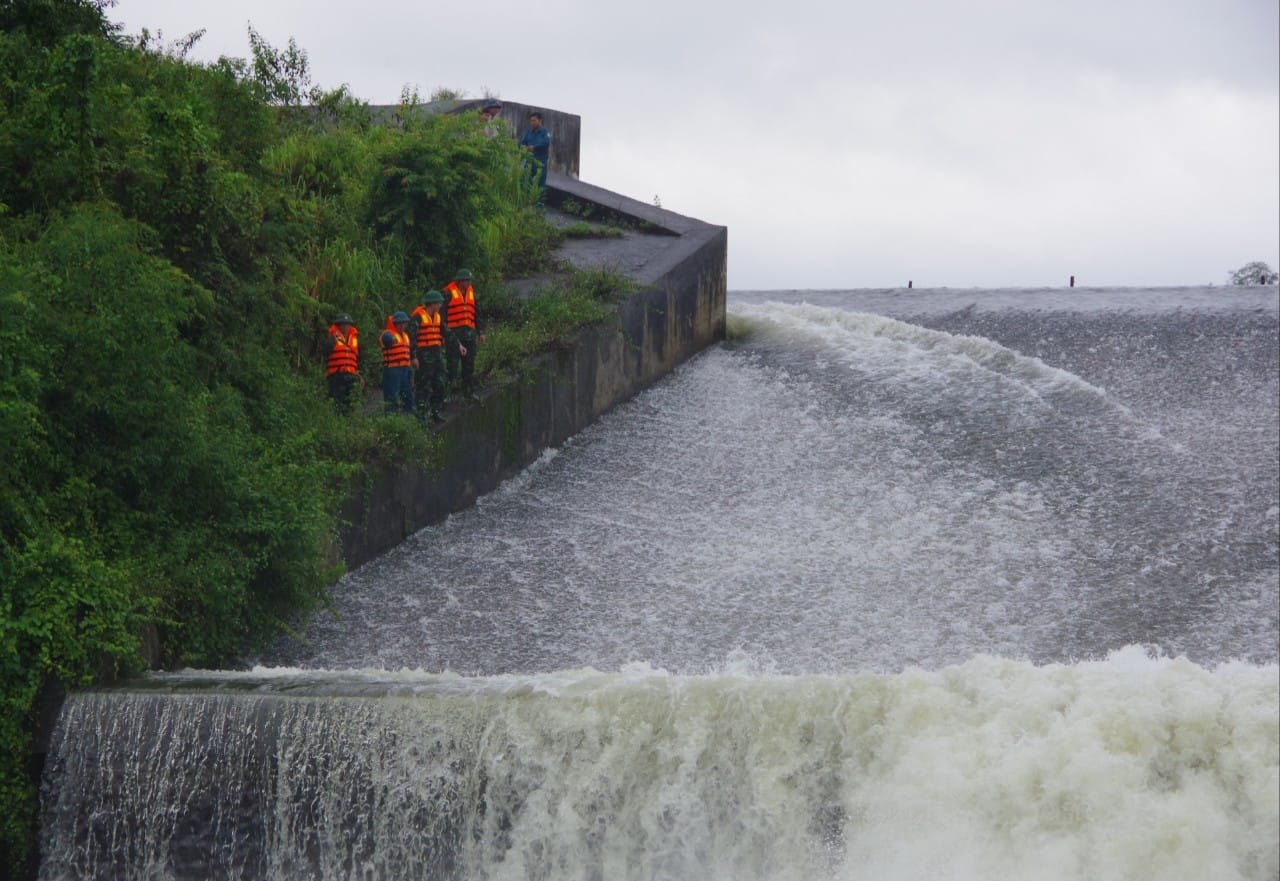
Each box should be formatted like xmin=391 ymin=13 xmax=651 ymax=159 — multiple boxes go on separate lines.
xmin=41 ymin=656 xmax=1279 ymax=881
xmin=39 ymin=287 xmax=1280 ymax=880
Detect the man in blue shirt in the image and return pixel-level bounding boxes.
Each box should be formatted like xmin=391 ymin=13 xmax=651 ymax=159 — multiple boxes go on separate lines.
xmin=518 ymin=111 xmax=552 ymax=208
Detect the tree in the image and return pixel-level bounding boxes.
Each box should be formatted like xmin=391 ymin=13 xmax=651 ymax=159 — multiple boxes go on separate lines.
xmin=0 ymin=0 xmax=119 ymax=48
xmin=1228 ymin=261 xmax=1277 ymax=286
xmin=367 ymin=113 xmax=516 ymax=284
xmin=246 ymin=25 xmax=317 ymax=108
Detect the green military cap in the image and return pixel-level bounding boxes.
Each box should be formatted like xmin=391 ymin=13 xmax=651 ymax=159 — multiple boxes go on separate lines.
xmin=422 ymin=290 xmax=445 ymax=304
xmin=334 ymin=313 xmax=354 ymax=325
xmin=454 ymin=268 xmax=473 ymax=281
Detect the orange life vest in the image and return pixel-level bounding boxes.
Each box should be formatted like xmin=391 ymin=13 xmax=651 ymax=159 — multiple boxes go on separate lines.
xmin=443 ymin=282 xmax=477 ymax=330
xmin=410 ymin=306 xmax=444 ymax=348
xmin=326 ymin=325 xmax=359 ymax=375
xmin=380 ymin=317 xmax=412 ymax=368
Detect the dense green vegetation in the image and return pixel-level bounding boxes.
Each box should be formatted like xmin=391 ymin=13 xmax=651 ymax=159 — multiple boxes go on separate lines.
xmin=0 ymin=1 xmax=628 ymax=871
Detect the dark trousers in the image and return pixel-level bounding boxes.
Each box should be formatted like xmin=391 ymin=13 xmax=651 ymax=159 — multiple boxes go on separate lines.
xmin=527 ymin=159 xmax=547 ymax=208
xmin=446 ymin=330 xmax=478 ymax=392
xmin=415 ymin=347 xmax=446 ymax=412
xmin=381 ymin=366 xmax=416 ymax=414
xmin=327 ymin=373 xmax=359 ymax=414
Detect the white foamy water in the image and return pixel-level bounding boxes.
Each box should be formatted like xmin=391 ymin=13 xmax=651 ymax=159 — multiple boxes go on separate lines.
xmin=41 ymin=651 xmax=1279 ymax=881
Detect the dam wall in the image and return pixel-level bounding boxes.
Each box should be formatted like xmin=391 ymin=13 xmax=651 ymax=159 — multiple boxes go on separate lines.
xmin=338 ymin=177 xmax=727 ymax=568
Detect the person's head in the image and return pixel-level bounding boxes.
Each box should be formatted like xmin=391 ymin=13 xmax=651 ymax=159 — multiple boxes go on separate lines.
xmin=454 ymin=268 xmax=473 ymax=286
xmin=334 ymin=313 xmax=354 ymax=329
xmin=392 ymin=310 xmax=410 ymax=326
xmin=422 ymin=289 xmax=444 ymax=313
xmin=480 ymin=99 xmax=502 ymax=122
xmin=528 ymin=111 xmax=542 ymax=130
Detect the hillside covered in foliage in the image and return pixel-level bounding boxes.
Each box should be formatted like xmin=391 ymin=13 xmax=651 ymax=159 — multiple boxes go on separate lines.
xmin=0 ymin=0 xmax=600 ymax=871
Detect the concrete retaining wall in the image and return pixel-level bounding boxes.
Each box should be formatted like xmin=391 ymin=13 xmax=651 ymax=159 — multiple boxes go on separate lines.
xmin=339 ymin=188 xmax=726 ymax=568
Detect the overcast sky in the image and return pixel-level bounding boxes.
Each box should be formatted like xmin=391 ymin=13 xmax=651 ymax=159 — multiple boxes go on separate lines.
xmin=112 ymin=0 xmax=1278 ymax=291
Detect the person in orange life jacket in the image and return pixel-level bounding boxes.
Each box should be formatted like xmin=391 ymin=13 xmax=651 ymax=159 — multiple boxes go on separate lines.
xmin=380 ymin=311 xmax=417 ymax=416
xmin=409 ymin=290 xmax=447 ymax=423
xmin=322 ymin=313 xmax=363 ymax=413
xmin=443 ymin=269 xmax=484 ymax=400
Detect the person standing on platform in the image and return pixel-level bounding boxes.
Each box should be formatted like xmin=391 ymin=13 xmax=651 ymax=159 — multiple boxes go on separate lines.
xmin=380 ymin=311 xmax=417 ymax=416
xmin=479 ymin=99 xmax=503 ymax=138
xmin=410 ymin=290 xmax=448 ymax=422
xmin=443 ymin=269 xmax=484 ymax=400
xmin=323 ymin=313 xmax=363 ymax=413
xmin=519 ymin=111 xmax=551 ymax=208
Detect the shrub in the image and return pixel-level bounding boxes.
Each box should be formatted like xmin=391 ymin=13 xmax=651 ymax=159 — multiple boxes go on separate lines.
xmin=477 ymin=267 xmax=635 ymax=381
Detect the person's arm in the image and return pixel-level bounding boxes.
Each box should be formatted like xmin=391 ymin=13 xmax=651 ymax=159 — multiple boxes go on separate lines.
xmin=407 ymin=317 xmax=421 ymax=367
xmin=443 ymin=319 xmax=465 ymax=354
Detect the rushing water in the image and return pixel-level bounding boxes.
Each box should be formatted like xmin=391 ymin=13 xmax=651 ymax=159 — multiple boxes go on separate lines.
xmin=256 ymin=286 xmax=1279 ymax=673
xmin=39 ymin=287 xmax=1280 ymax=881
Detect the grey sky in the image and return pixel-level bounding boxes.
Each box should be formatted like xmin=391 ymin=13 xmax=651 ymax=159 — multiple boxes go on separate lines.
xmin=113 ymin=0 xmax=1279 ymax=290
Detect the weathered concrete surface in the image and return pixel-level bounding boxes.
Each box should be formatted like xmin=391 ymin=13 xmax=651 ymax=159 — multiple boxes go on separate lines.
xmin=339 ymin=176 xmax=726 ymax=568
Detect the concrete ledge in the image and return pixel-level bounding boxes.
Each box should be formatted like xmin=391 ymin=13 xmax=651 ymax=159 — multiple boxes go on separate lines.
xmin=546 ymin=173 xmax=700 ymax=238
xmin=338 ymin=182 xmax=726 ymax=568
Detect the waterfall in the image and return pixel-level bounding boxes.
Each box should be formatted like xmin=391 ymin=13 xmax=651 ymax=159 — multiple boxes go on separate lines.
xmin=40 ymin=654 xmax=1279 ymax=881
